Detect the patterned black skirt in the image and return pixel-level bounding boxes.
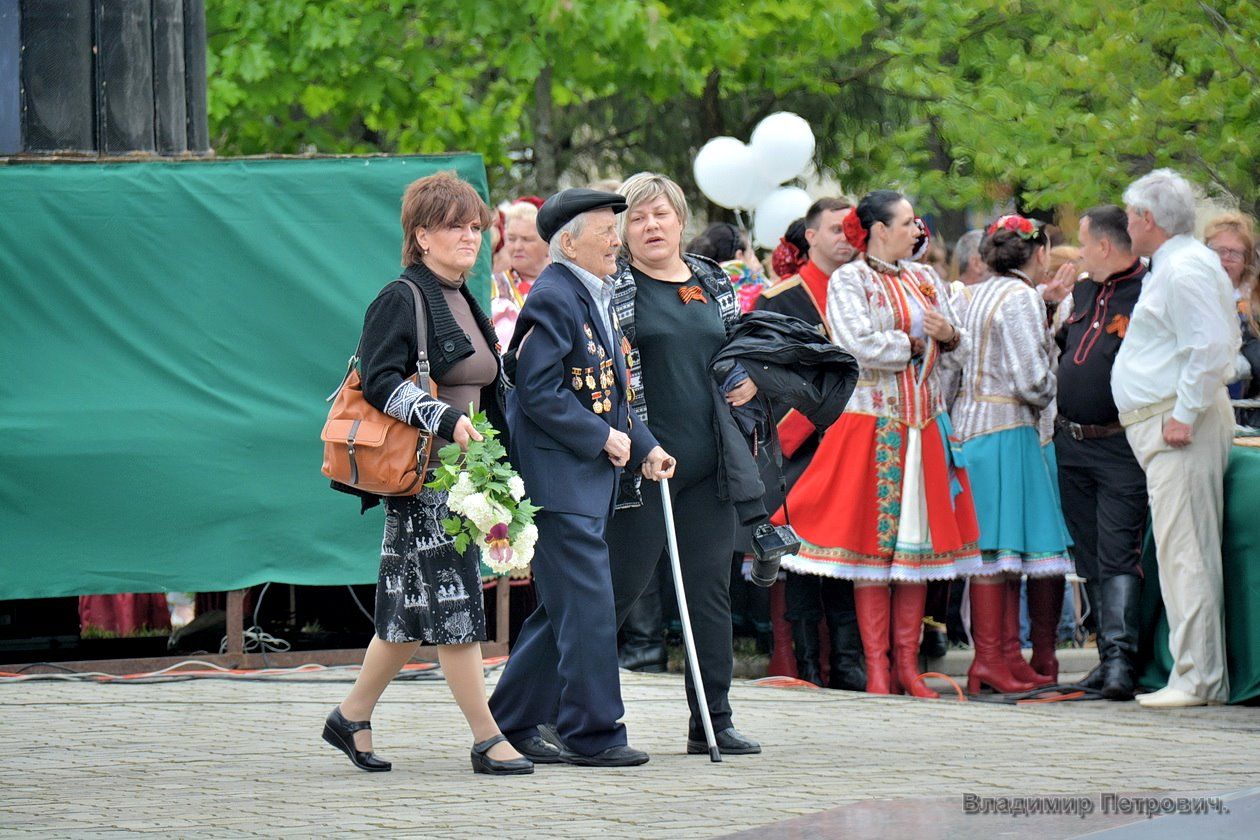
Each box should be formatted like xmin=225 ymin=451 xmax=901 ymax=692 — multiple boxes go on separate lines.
xmin=375 ymin=488 xmax=486 ymax=646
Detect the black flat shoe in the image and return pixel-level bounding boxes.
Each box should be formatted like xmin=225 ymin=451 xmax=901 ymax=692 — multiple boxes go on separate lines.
xmin=688 ymin=727 xmax=761 ymax=755
xmin=513 ymin=735 xmax=563 ymax=764
xmin=323 ymin=707 xmax=391 ymax=772
xmin=471 ymin=735 xmax=534 ymax=775
xmin=558 ymin=744 xmax=650 ymax=767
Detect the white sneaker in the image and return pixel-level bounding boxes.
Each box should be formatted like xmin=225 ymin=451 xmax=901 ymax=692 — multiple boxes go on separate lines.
xmin=1136 ymin=686 xmax=1212 ymax=708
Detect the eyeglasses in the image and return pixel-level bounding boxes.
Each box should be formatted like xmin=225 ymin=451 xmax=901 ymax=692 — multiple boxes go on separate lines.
xmin=1210 ymin=245 xmax=1248 ymax=262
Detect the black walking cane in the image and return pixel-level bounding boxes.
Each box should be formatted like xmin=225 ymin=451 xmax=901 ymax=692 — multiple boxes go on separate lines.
xmin=659 ymin=477 xmax=722 ymax=762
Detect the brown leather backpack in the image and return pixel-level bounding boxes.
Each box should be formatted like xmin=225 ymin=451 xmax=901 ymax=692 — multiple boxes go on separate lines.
xmin=321 ymin=278 xmax=436 ymax=496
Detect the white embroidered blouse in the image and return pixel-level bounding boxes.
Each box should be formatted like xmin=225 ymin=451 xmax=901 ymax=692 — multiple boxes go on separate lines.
xmin=826 ymin=258 xmax=968 ymax=429
xmin=949 ymin=275 xmax=1057 ymax=444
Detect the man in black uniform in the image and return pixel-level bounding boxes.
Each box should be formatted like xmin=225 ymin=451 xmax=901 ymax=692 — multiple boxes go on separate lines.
xmin=755 ymin=197 xmax=865 ymax=690
xmin=1055 ymin=204 xmax=1149 ymax=700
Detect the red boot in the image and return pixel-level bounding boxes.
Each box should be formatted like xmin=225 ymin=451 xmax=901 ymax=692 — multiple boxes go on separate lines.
xmin=853 ymin=585 xmax=892 ymax=694
xmin=1004 ymin=578 xmax=1053 ymax=686
xmin=968 ymin=578 xmax=1037 ymax=694
xmin=1027 ymin=575 xmax=1064 ymax=683
xmin=892 ymin=583 xmax=938 ymax=699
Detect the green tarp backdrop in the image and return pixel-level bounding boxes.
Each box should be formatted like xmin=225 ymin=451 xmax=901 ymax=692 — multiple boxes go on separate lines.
xmin=0 ymin=156 xmax=491 ymax=599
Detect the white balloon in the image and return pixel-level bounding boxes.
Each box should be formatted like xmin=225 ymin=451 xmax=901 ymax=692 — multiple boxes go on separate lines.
xmin=693 ymin=136 xmax=757 ymax=210
xmin=749 ymin=112 xmax=816 ymax=185
xmin=739 ymin=169 xmax=780 ymax=212
xmin=753 ymin=187 xmax=813 ymax=249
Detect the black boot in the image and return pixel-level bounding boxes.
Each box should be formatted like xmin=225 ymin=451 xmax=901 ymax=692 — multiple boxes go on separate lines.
xmin=790 ymin=620 xmax=824 ymax=686
xmin=619 ymin=585 xmax=667 ymax=673
xmin=920 ymin=618 xmax=948 ymax=660
xmin=826 ymin=612 xmax=867 ymax=691
xmin=1077 ymin=579 xmax=1107 ymax=691
xmin=1100 ymin=575 xmax=1141 ymax=701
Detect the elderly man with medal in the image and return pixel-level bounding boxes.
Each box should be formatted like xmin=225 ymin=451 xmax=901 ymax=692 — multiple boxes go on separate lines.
xmin=488 ymin=188 xmax=676 ymax=767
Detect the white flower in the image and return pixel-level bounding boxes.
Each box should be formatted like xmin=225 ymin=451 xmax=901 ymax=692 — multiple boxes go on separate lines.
xmin=508 ymin=523 xmax=538 ymax=568
xmin=507 ymin=475 xmax=526 ymax=502
xmin=458 ymin=492 xmax=501 ymax=533
xmin=446 ymin=472 xmax=476 ymax=510
xmin=514 ymin=523 xmax=538 ymax=552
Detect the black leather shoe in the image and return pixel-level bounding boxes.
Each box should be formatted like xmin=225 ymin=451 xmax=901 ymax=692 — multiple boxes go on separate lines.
xmin=537 ymin=723 xmax=564 ymax=750
xmin=323 ymin=707 xmax=391 ymax=772
xmin=471 ymin=735 xmax=534 ymax=775
xmin=687 ymin=727 xmax=761 ymax=755
xmin=513 ymin=735 xmax=563 ymax=764
xmin=558 ymin=744 xmax=650 ymax=767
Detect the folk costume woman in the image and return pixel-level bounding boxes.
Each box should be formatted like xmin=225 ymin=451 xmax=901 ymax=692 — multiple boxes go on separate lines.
xmin=951 ymin=216 xmax=1073 ymax=693
xmin=324 ymin=172 xmax=531 ymax=776
xmin=773 ymin=190 xmax=981 ymax=699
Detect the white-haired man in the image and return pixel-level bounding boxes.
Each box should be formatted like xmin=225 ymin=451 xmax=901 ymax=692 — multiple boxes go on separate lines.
xmin=1112 ymin=169 xmax=1241 ymax=708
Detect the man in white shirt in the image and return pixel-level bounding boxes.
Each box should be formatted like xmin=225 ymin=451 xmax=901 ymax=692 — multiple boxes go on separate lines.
xmin=1112 ymin=169 xmax=1241 ymax=708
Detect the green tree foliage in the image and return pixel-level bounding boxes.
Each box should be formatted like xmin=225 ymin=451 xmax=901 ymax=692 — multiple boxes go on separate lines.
xmin=208 ymin=1 xmax=1260 ymax=217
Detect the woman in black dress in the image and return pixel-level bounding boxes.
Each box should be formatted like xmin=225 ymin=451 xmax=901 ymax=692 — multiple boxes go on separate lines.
xmin=323 ymin=172 xmax=531 ymax=776
xmin=607 ymin=172 xmax=762 ymax=755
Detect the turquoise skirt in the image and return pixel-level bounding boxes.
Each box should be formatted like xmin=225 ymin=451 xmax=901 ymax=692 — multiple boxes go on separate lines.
xmin=961 ymin=425 xmax=1073 ymax=578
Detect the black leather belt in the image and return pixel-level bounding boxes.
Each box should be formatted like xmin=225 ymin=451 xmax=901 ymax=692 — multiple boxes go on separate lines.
xmin=1056 ymin=415 xmax=1125 ymax=441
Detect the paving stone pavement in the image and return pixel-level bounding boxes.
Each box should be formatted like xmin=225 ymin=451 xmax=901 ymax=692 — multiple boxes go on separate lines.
xmin=1 ymin=667 xmax=1257 ymax=838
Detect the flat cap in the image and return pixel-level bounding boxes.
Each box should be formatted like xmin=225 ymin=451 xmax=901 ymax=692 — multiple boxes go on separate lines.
xmin=536 ymin=188 xmax=628 ymax=243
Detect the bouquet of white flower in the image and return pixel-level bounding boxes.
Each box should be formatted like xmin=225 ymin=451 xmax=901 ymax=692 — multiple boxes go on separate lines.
xmin=427 ymin=409 xmax=540 ymax=574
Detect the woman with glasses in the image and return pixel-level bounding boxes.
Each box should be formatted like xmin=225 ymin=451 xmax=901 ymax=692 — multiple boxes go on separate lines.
xmin=1204 ymin=212 xmax=1260 ymax=427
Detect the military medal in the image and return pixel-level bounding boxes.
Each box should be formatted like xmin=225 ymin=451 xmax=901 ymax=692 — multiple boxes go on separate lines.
xmin=585 ymin=369 xmax=597 ymax=390
xmin=597 ymin=345 xmax=606 ymax=359
xmin=603 ymin=395 xmax=613 ymax=413
xmin=584 ymin=323 xmax=594 ymax=339
xmin=592 ymin=391 xmax=604 ymax=414
xmin=587 ymin=340 xmax=598 ymax=355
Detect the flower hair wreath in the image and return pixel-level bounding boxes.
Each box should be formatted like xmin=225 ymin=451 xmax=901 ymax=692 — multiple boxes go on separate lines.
xmin=842 ymin=209 xmax=869 ymax=252
xmin=987 ymin=214 xmax=1040 ymax=240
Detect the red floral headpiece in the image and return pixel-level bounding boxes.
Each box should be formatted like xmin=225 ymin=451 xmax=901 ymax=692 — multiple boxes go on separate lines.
xmin=842 ymin=208 xmax=869 ymax=252
xmin=771 ymin=236 xmax=806 ymax=279
xmin=987 ymin=214 xmax=1039 ymax=240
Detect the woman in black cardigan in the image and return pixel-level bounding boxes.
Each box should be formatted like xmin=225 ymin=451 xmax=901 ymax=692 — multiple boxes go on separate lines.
xmin=322 ymin=172 xmax=531 ymax=776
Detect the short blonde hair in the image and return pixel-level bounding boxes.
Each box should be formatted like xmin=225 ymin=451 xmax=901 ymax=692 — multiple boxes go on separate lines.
xmin=617 ymin=172 xmax=689 ymax=251
xmin=503 ymin=201 xmax=539 ymax=226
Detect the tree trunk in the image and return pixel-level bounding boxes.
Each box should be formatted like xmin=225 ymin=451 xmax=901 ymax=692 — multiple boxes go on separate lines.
xmin=533 ymin=64 xmax=557 ymax=192
xmin=698 ymin=69 xmax=734 ymax=223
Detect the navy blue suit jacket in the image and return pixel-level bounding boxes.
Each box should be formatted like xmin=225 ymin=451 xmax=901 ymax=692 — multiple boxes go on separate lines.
xmin=507 ymin=263 xmax=657 ymax=517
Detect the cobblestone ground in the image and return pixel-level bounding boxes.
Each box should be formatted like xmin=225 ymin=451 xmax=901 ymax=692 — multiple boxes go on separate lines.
xmin=1 ymin=668 xmax=1257 ymax=837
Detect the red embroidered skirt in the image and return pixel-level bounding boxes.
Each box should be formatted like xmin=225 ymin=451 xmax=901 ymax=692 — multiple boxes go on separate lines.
xmin=773 ymin=411 xmax=981 ymax=582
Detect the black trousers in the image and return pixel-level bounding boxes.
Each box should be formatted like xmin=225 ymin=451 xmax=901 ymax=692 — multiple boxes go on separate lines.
xmin=490 ymin=509 xmax=626 ymax=755
xmin=1054 ymin=428 xmax=1148 ymax=581
xmin=784 ymin=571 xmax=855 ymax=625
xmin=607 ymin=471 xmax=736 ymax=736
